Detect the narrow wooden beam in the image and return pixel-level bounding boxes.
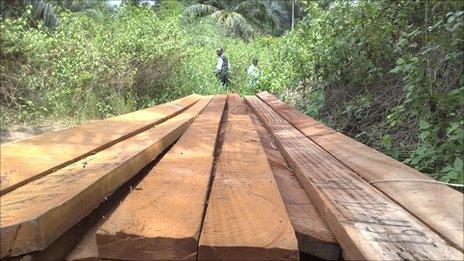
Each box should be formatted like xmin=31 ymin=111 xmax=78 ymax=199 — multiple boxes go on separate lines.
xmin=198 ymin=94 xmax=299 ymax=261
xmin=245 ymin=96 xmax=463 ymax=260
xmin=247 ymin=107 xmax=341 ymax=260
xmin=0 ymin=97 xmax=211 ymax=258
xmin=96 ymin=95 xmax=227 ymax=260
xmin=0 ymin=94 xmax=200 ymax=195
xmin=256 ymin=91 xmax=464 ymax=252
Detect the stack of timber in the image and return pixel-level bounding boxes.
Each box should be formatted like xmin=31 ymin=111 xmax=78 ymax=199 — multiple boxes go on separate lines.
xmin=248 ymin=110 xmax=340 ymax=260
xmin=255 ymin=91 xmax=464 ymax=253
xmin=245 ymin=94 xmax=463 ymax=260
xmin=1 ymin=93 xmax=462 ymax=261
xmin=96 ymin=95 xmax=227 ymax=260
xmin=0 ymin=94 xmax=201 ymax=195
xmin=0 ymin=95 xmax=210 ymax=258
xmin=197 ymin=94 xmax=298 ymax=260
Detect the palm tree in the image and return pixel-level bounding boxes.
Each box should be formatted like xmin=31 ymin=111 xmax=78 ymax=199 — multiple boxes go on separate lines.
xmin=183 ymin=0 xmax=298 ymax=40
xmin=0 ymin=0 xmax=108 ymax=29
xmin=1 ymin=0 xmax=59 ymax=28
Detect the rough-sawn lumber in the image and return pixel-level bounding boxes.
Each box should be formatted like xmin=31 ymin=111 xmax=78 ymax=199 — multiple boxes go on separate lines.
xmin=198 ymin=94 xmax=299 ymax=261
xmin=0 ymin=97 xmax=211 ymax=258
xmin=66 ymin=227 xmax=98 ymax=261
xmin=96 ymin=95 xmax=227 ymax=260
xmin=256 ymin=91 xmax=464 ymax=252
xmin=248 ymin=108 xmax=340 ymax=260
xmin=246 ymin=96 xmax=463 ymax=260
xmin=0 ymin=95 xmax=200 ymax=195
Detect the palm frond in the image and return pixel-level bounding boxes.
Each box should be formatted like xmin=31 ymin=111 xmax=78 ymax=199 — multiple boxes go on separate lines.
xmin=224 ymin=12 xmax=254 ymax=40
xmin=1 ymin=0 xmax=59 ymax=28
xmin=210 ymin=10 xmax=227 ymax=23
xmin=1 ymin=0 xmax=22 ymax=18
xmin=183 ymin=4 xmax=218 ymax=19
xmin=235 ymin=0 xmax=280 ymax=35
xmin=183 ymin=0 xmax=297 ymax=39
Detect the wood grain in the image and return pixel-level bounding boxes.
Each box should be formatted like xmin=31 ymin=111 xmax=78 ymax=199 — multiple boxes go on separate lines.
xmin=66 ymin=228 xmax=98 ymax=261
xmin=246 ymin=95 xmax=463 ymax=260
xmin=17 ymin=158 xmax=159 ymax=261
xmin=0 ymin=94 xmax=200 ymax=195
xmin=257 ymin=91 xmax=464 ymax=252
xmin=0 ymin=97 xmax=211 ymax=258
xmin=96 ymin=95 xmax=226 ymax=260
xmin=198 ymin=94 xmax=299 ymax=261
xmin=247 ymin=107 xmax=341 ymax=260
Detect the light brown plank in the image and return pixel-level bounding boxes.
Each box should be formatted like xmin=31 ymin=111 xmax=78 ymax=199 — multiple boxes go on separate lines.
xmin=0 ymin=94 xmax=200 ymax=195
xmin=18 ymin=159 xmax=159 ymax=261
xmin=66 ymin=161 xmax=164 ymax=261
xmin=245 ymin=96 xmax=463 ymax=260
xmin=0 ymin=97 xmax=211 ymax=258
xmin=66 ymin=228 xmax=98 ymax=261
xmin=198 ymin=94 xmax=299 ymax=261
xmin=247 ymin=107 xmax=341 ymax=260
xmin=257 ymin=91 xmax=464 ymax=252
xmin=96 ymin=95 xmax=226 ymax=260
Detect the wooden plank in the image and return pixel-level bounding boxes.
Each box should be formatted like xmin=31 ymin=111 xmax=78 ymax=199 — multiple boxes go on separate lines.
xmin=247 ymin=107 xmax=341 ymax=260
xmin=256 ymin=91 xmax=464 ymax=252
xmin=63 ymin=159 xmax=162 ymax=261
xmin=15 ymin=157 xmax=161 ymax=261
xmin=0 ymin=94 xmax=200 ymax=195
xmin=96 ymin=95 xmax=227 ymax=260
xmin=0 ymin=97 xmax=211 ymax=258
xmin=245 ymin=96 xmax=463 ymax=260
xmin=66 ymin=227 xmax=98 ymax=261
xmin=198 ymin=94 xmax=299 ymax=261
xmin=26 ymin=164 xmax=160 ymax=261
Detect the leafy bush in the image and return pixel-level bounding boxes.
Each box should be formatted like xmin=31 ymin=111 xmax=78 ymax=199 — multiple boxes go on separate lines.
xmin=1 ymin=0 xmax=462 ymax=186
xmin=1 ymin=4 xmax=186 ymax=123
xmin=1 ymin=2 xmax=286 ymax=122
xmin=266 ymin=0 xmax=463 ymax=185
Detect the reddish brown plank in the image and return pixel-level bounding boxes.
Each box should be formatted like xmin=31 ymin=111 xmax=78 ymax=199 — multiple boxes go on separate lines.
xmin=246 ymin=95 xmax=463 ymax=260
xmin=0 ymin=95 xmax=200 ymax=195
xmin=198 ymin=94 xmax=299 ymax=261
xmin=247 ymin=107 xmax=341 ymax=260
xmin=96 ymin=95 xmax=226 ymax=260
xmin=257 ymin=91 xmax=464 ymax=252
xmin=0 ymin=97 xmax=211 ymax=258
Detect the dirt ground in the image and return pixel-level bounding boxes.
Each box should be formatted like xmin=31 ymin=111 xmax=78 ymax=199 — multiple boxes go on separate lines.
xmin=1 ymin=124 xmax=70 ymax=145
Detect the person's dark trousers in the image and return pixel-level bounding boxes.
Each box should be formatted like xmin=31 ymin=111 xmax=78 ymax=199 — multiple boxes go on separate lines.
xmin=220 ymin=76 xmax=229 ymax=87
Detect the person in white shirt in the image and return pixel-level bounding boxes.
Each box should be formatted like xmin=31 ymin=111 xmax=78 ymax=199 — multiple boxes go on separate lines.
xmin=214 ymin=48 xmax=230 ymax=87
xmin=247 ymin=57 xmax=261 ymax=86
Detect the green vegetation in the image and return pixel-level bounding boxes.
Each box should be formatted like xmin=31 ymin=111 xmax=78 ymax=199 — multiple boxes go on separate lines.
xmin=1 ymin=0 xmax=462 ymax=185
xmin=183 ymin=0 xmax=302 ymax=39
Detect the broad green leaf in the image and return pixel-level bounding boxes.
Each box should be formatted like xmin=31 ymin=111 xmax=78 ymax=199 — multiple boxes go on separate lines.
xmin=441 ymin=165 xmax=455 ymax=173
xmin=454 ymin=158 xmax=463 ymax=170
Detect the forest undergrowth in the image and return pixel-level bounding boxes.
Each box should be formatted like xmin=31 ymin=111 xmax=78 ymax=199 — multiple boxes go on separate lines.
xmin=1 ymin=0 xmax=462 ymax=185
